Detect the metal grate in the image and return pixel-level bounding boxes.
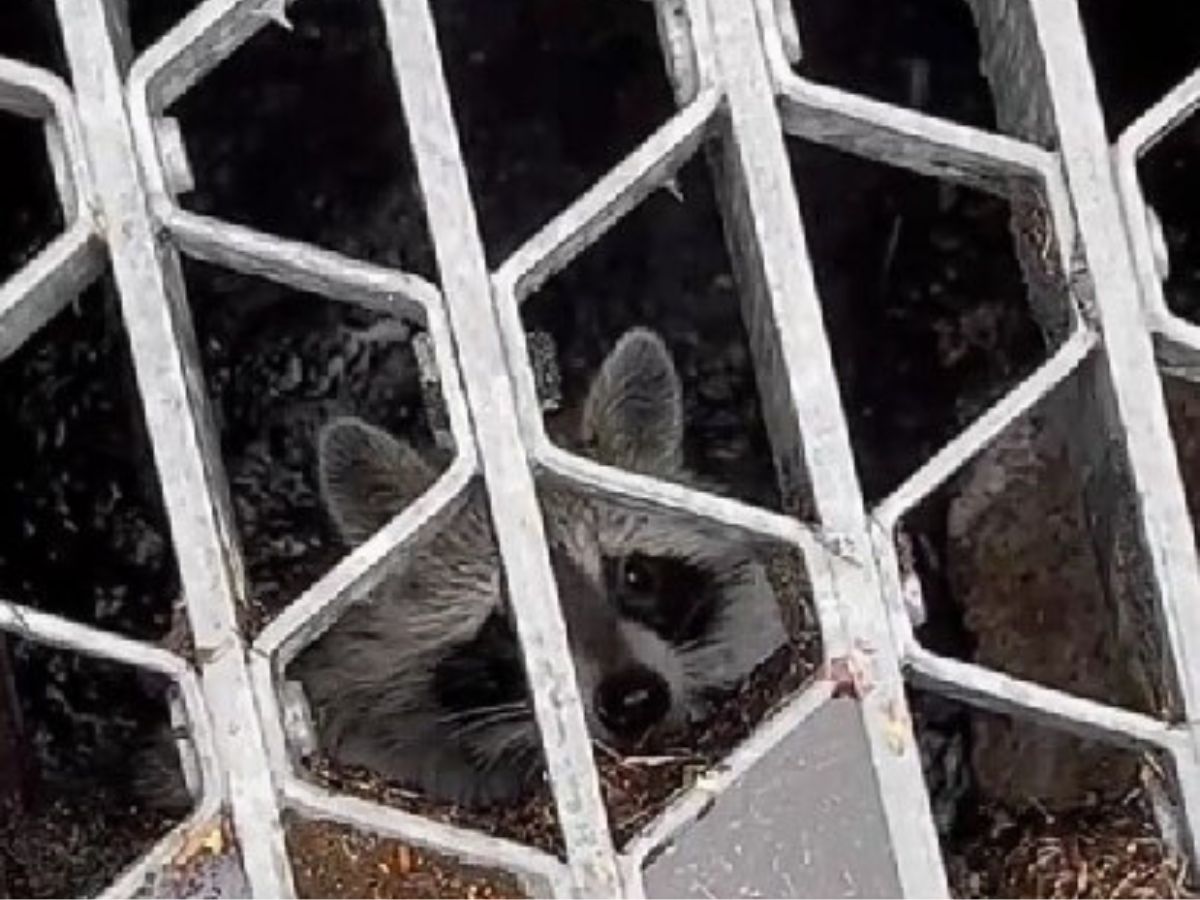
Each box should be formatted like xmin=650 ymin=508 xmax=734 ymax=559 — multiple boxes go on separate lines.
xmin=3 ymin=0 xmax=1200 ymax=896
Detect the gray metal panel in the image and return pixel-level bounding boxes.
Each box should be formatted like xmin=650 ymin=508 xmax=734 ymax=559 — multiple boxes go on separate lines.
xmin=642 ymin=699 xmax=900 ymax=899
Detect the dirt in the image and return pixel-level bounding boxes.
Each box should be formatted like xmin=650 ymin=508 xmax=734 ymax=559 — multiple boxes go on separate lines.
xmin=947 ymin=792 xmax=1195 ymax=899
xmin=307 ymin=636 xmax=819 ymax=857
xmin=285 ymin=816 xmax=525 ymax=899
xmin=0 ymin=791 xmax=173 ymax=898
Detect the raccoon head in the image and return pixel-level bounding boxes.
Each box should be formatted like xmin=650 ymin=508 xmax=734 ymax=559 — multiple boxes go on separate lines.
xmin=305 ymin=327 xmax=786 ymax=804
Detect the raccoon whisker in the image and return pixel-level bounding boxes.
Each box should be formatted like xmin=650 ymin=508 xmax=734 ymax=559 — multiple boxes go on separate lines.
xmin=593 ymin=739 xmax=623 ymax=763
xmin=593 ymin=738 xmax=695 ymax=768
xmin=454 ymin=709 xmax=528 ymax=730
xmin=473 ymin=725 xmax=539 ymax=772
xmin=448 ymin=719 xmax=531 ymax=748
xmin=437 ymin=701 xmax=528 ymax=728
xmin=444 ymin=715 xmax=529 ymax=748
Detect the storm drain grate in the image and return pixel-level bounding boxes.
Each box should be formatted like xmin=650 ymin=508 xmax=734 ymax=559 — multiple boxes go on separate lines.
xmin=3 ymin=0 xmax=1200 ymax=896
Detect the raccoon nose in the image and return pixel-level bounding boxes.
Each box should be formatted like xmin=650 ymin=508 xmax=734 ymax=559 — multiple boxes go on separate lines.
xmin=595 ymin=667 xmax=670 ymax=739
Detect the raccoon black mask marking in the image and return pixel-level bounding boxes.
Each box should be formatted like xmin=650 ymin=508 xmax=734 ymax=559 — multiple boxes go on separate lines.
xmin=134 ymin=328 xmax=787 ymax=810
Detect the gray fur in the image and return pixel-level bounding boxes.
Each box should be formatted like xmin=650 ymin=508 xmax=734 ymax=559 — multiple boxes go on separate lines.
xmin=137 ymin=327 xmax=787 ymax=811
xmin=294 ymin=326 xmax=786 ymax=806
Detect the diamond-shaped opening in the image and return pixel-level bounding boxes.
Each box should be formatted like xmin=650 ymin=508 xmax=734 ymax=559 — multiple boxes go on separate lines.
xmin=1138 ymin=112 xmax=1200 ymax=325
xmin=285 ymin=479 xmax=565 ymax=856
xmin=182 ymin=259 xmax=453 ymax=636
xmin=786 ymin=138 xmax=1058 ymax=504
xmin=787 ymin=0 xmax=997 ymax=131
xmin=1079 ymin=0 xmax=1200 ymax=139
xmin=533 ymin=481 xmax=821 ymax=848
xmin=900 ymin=363 xmax=1182 ymax=720
xmin=431 ymin=0 xmax=676 ymax=264
xmin=0 ymin=635 xmax=191 ymax=897
xmin=283 ymin=814 xmax=529 ymax=899
xmin=163 ymin=0 xmax=436 ymax=278
xmin=909 ymin=689 xmax=1194 ymax=899
xmin=0 ymin=111 xmax=65 ymax=286
xmin=640 ymin=696 xmax=904 ymax=898
xmin=283 ymin=469 xmax=818 ymax=856
xmin=0 ymin=0 xmax=67 ymax=79
xmin=0 ymin=277 xmax=183 ymax=644
xmin=522 ymin=151 xmax=804 ymax=515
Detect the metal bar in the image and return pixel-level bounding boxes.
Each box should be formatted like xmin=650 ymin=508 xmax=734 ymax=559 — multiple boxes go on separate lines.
xmin=52 ymin=0 xmax=294 ymax=892
xmin=282 ymin=777 xmax=569 ymax=897
xmin=533 ymin=447 xmax=847 ymax=660
xmin=127 ymin=0 xmax=294 ymax=146
xmin=673 ymin=0 xmax=949 ymax=894
xmin=1118 ymin=67 xmax=1200 ymax=161
xmin=253 ymin=458 xmax=475 ymax=673
xmin=0 ymin=58 xmax=94 ymax=220
xmin=905 ymin=646 xmax=1187 ymax=755
xmin=776 ymin=74 xmax=1051 ymax=196
xmin=1113 ymin=71 xmax=1200 ymax=351
xmin=162 ymin=207 xmax=438 ymax=321
xmin=620 ymin=680 xmax=835 ymax=871
xmin=375 ymin=0 xmax=623 ymax=893
xmin=0 ymin=58 xmax=104 ymax=358
xmin=1022 ymin=0 xmax=1200 ymax=859
xmin=498 ymin=90 xmax=720 ymax=302
xmin=873 ymin=325 xmax=1096 ymax=526
xmin=0 ymin=222 xmax=105 ymax=362
xmin=0 ymin=597 xmax=228 ymax=897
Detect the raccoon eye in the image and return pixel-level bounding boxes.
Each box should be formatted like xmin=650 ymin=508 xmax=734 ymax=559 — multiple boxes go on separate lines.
xmin=622 ymin=554 xmax=655 ymax=593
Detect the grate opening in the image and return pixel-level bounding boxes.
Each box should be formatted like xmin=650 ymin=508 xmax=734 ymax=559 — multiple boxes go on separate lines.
xmin=429 ymin=0 xmax=675 ymax=264
xmin=533 ymin=479 xmax=820 ymax=848
xmin=785 ymin=139 xmax=1051 ymax=503
xmin=0 ymin=637 xmax=188 ymax=899
xmin=166 ymin=0 xmax=437 ymax=279
xmin=0 ymin=1 xmax=67 ymax=79
xmin=1078 ymin=0 xmax=1200 ymax=140
xmin=183 ymin=259 xmax=451 ymax=636
xmin=910 ymin=690 xmax=1192 ymax=899
xmin=1138 ymin=116 xmax=1200 ymax=327
xmin=900 ymin=366 xmax=1179 ymax=721
xmin=288 ymin=477 xmax=568 ymax=857
xmin=0 ymin=111 xmax=65 ymax=287
xmin=787 ymin=0 xmax=997 ymax=132
xmin=283 ymin=814 xmax=528 ymax=899
xmin=521 ymin=153 xmax=789 ymax=513
xmin=0 ymin=278 xmax=182 ymax=642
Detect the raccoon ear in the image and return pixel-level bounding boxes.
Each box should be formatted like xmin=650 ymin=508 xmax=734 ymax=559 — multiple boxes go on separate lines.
xmin=581 ymin=327 xmax=684 ymax=473
xmin=317 ymin=417 xmax=437 ymax=544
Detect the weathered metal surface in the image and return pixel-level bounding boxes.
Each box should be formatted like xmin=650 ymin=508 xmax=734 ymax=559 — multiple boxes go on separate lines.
xmin=641 ymin=699 xmax=901 ymax=899
xmin=1 ymin=0 xmax=1200 ymax=896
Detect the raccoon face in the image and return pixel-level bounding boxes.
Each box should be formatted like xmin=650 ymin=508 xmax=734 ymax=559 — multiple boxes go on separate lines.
xmin=299 ymin=327 xmax=786 ymax=805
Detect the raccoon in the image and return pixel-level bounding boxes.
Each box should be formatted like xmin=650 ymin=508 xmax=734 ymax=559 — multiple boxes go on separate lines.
xmin=131 ymin=327 xmax=786 ymax=810
xmin=293 ymin=327 xmax=787 ymax=805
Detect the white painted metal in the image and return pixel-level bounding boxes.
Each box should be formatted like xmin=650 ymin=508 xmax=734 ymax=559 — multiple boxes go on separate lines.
xmin=2 ymin=0 xmax=1200 ymax=894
